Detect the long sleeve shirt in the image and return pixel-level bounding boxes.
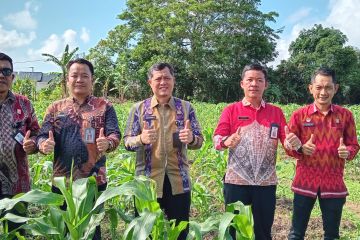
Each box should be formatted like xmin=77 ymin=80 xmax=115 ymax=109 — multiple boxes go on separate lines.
xmin=0 ymin=91 xmax=40 ymax=195
xmin=37 ymin=96 xmax=121 ymax=186
xmin=124 ymin=96 xmax=203 ymax=197
xmin=213 ymin=98 xmax=286 ymax=186
xmin=287 ymin=104 xmax=359 ymax=198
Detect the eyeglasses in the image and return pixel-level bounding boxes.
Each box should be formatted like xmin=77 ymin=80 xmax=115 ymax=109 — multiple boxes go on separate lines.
xmin=0 ymin=68 xmax=13 ymax=77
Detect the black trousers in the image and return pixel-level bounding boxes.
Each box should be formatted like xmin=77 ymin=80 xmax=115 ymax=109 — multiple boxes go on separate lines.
xmin=288 ymin=193 xmax=346 ymax=240
xmin=223 ymin=183 xmax=276 ymax=240
xmin=0 ymin=193 xmax=27 ymax=236
xmin=135 ymin=174 xmax=191 ymax=240
xmin=51 ymin=183 xmax=107 ymax=240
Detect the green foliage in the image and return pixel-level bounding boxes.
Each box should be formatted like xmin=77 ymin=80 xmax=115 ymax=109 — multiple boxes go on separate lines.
xmin=42 ymin=44 xmax=79 ymax=97
xmin=2 ymin=101 xmax=360 ymax=239
xmin=11 ymin=78 xmax=36 ymax=101
xmin=273 ymin=24 xmax=360 ymax=104
xmin=88 ymin=0 xmax=280 ymax=103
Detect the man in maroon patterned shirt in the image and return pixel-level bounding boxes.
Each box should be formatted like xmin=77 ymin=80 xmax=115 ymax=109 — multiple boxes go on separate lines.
xmin=0 ymin=52 xmax=40 ymax=233
xmin=213 ymin=63 xmax=287 ymax=239
xmin=285 ymin=67 xmax=359 ymax=239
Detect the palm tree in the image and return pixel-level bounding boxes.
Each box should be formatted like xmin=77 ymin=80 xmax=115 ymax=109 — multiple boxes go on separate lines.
xmin=42 ymin=44 xmax=79 ymax=97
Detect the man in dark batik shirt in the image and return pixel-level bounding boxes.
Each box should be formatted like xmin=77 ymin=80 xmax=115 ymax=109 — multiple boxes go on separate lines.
xmin=0 ymin=52 xmax=40 ymax=233
xmin=37 ymin=58 xmax=121 ymax=240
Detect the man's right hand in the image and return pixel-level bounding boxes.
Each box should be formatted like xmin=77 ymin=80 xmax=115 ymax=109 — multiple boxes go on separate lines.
xmin=140 ymin=121 xmax=157 ymax=144
xmin=224 ymin=127 xmax=241 ymax=149
xmin=40 ymin=130 xmax=55 ymax=154
xmin=284 ymin=126 xmax=302 ymax=150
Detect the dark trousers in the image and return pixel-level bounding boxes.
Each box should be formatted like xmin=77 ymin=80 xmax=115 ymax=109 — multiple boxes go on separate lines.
xmin=288 ymin=193 xmax=345 ymax=240
xmin=223 ymin=183 xmax=276 ymax=240
xmin=0 ymin=194 xmax=27 ymax=236
xmin=51 ymin=183 xmax=107 ymax=240
xmin=135 ymin=174 xmax=191 ymax=240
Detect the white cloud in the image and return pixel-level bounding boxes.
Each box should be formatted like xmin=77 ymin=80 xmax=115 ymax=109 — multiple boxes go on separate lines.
xmin=0 ymin=24 xmax=36 ymax=50
xmin=4 ymin=2 xmax=38 ymax=30
xmin=324 ymin=0 xmax=360 ymax=49
xmin=287 ymin=7 xmax=312 ymax=24
xmin=270 ymin=0 xmax=360 ymax=68
xmin=27 ymin=29 xmax=79 ymax=60
xmin=270 ymin=24 xmax=309 ymax=67
xmin=63 ymin=29 xmax=77 ymax=46
xmin=80 ymin=27 xmax=90 ymax=43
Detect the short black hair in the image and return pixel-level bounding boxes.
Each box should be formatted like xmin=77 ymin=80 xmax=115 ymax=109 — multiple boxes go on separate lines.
xmin=66 ymin=58 xmax=94 ymax=75
xmin=0 ymin=52 xmax=14 ymax=70
xmin=147 ymin=62 xmax=174 ymax=79
xmin=241 ymin=63 xmax=268 ymax=81
xmin=311 ymin=67 xmax=336 ymax=84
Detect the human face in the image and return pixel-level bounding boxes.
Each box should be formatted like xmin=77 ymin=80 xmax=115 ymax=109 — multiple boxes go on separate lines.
xmin=0 ymin=60 xmax=14 ymax=95
xmin=67 ymin=63 xmax=93 ymax=100
xmin=309 ymin=74 xmax=338 ymax=110
xmin=148 ymin=67 xmax=175 ymax=103
xmin=240 ymin=70 xmax=268 ymax=101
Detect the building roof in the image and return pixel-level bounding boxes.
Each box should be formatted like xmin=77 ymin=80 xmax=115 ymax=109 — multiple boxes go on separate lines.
xmin=14 ymin=71 xmax=60 ymax=82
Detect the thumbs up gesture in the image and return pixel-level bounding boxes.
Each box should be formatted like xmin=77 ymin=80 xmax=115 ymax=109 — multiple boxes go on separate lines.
xmin=302 ymin=134 xmax=316 ymax=156
xmin=23 ymin=130 xmax=36 ymax=154
xmin=96 ymin=128 xmax=110 ymax=153
xmin=223 ymin=126 xmax=242 ymax=149
xmin=338 ymin=137 xmax=349 ymax=159
xmin=284 ymin=126 xmax=302 ymax=150
xmin=40 ymin=130 xmax=55 ymax=154
xmin=179 ymin=120 xmax=194 ymax=144
xmin=140 ymin=121 xmax=157 ymax=144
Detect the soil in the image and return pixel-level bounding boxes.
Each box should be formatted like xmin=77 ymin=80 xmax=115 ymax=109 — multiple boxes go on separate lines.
xmin=273 ymin=198 xmax=358 ymax=240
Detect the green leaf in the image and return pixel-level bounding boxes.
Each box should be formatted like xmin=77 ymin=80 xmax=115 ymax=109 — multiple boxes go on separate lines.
xmin=0 ymin=190 xmax=64 ymax=211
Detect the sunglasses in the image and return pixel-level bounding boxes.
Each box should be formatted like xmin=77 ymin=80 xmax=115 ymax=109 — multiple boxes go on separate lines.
xmin=0 ymin=68 xmax=13 ymax=77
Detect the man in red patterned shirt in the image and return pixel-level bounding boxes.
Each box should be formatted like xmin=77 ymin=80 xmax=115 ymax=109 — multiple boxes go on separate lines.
xmin=0 ymin=52 xmax=40 ymax=233
xmin=285 ymin=67 xmax=359 ymax=239
xmin=214 ymin=63 xmax=287 ymax=239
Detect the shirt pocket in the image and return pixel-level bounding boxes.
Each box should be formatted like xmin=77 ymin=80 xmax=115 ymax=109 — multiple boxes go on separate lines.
xmin=330 ymin=123 xmax=344 ymax=139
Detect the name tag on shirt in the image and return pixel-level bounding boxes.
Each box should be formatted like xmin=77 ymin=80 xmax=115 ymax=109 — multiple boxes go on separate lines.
xmin=238 ymin=116 xmax=250 ymax=120
xmin=12 ymin=131 xmax=25 ymax=145
xmin=269 ymin=123 xmax=279 ymax=139
xmin=303 ymin=122 xmax=315 ymax=127
xmin=144 ymin=115 xmax=156 ymax=121
xmin=84 ymin=127 xmax=95 ymax=143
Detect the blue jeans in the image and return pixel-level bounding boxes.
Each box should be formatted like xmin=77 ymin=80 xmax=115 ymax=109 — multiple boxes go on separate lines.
xmin=288 ymin=193 xmax=346 ymax=240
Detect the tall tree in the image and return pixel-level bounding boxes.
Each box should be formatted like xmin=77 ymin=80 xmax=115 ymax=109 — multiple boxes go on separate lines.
xmin=275 ymin=24 xmax=360 ymax=104
xmin=42 ymin=44 xmax=79 ymax=97
xmin=89 ymin=0 xmax=280 ymax=102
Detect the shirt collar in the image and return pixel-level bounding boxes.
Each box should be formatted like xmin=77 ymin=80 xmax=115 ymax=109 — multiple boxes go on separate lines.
xmin=69 ymin=95 xmax=93 ymax=105
xmin=2 ymin=91 xmax=16 ymax=104
xmin=242 ymin=98 xmax=266 ymax=109
xmin=310 ymin=103 xmax=334 ymax=115
xmin=150 ymin=96 xmax=176 ymax=110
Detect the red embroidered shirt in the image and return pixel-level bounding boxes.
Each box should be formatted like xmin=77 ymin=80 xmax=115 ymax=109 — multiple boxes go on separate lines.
xmin=287 ymin=104 xmax=359 ymax=198
xmin=213 ymin=99 xmax=286 ymax=186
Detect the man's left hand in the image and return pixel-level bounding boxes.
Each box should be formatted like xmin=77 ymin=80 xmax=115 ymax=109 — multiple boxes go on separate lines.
xmin=179 ymin=120 xmax=194 ymax=144
xmin=96 ymin=128 xmax=109 ymax=153
xmin=23 ymin=130 xmax=36 ymax=154
xmin=338 ymin=137 xmax=349 ymax=159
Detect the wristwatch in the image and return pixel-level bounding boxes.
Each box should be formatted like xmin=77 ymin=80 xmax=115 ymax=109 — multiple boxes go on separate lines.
xmin=220 ymin=136 xmax=229 ymax=148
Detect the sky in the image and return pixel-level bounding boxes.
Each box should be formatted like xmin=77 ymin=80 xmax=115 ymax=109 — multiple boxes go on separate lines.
xmin=1 ymin=0 xmax=360 ymax=73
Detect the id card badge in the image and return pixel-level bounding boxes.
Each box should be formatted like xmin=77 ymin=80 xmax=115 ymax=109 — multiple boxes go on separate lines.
xmin=269 ymin=123 xmax=279 ymax=139
xmin=12 ymin=131 xmax=25 ymax=145
xmin=173 ymin=132 xmax=183 ymax=149
xmin=84 ymin=127 xmax=95 ymax=143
